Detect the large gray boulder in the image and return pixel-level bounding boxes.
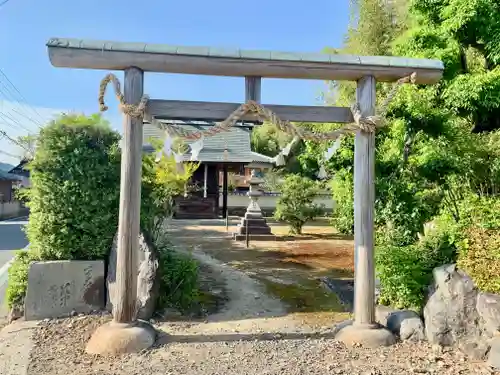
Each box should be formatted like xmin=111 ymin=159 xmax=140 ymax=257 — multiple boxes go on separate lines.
xmin=423 ymin=264 xmax=494 ymax=359
xmin=107 ymin=233 xmax=160 ymax=320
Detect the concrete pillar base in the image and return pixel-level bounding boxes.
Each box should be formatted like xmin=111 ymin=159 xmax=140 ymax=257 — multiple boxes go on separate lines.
xmin=334 ymin=320 xmax=396 ymax=348
xmin=86 ymin=320 xmax=156 ymax=355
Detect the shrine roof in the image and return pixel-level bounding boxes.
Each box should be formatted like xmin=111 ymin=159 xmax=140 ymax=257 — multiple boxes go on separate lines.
xmin=142 ymin=120 xmax=254 ymax=163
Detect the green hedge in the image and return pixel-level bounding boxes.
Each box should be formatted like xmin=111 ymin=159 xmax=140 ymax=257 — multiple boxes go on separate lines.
xmin=26 ymin=114 xmax=121 ymax=260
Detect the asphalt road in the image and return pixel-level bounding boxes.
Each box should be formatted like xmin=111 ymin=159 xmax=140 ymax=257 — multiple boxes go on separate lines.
xmin=0 ymin=216 xmax=29 ymax=317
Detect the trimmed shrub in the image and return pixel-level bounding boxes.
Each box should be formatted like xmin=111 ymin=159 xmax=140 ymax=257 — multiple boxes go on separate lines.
xmin=26 ymin=114 xmax=121 ymax=260
xmin=274 ymin=174 xmax=324 ymax=234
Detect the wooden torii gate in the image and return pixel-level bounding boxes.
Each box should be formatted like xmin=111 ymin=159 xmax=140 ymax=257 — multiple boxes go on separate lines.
xmin=46 ymin=38 xmax=443 ymax=354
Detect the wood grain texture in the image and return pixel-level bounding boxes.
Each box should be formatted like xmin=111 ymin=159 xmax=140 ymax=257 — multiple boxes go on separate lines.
xmin=147 ymin=100 xmax=354 ymax=123
xmin=245 ymin=76 xmax=261 ymax=103
xmin=353 ymin=76 xmax=376 ymax=326
xmin=113 ymin=67 xmax=144 ymax=323
xmin=47 ymin=38 xmax=444 ymax=83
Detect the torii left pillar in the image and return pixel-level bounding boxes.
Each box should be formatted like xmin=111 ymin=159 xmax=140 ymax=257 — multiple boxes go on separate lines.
xmin=86 ymin=67 xmax=156 ymax=355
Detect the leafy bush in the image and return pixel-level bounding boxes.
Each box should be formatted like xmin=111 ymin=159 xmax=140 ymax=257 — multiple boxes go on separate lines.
xmin=274 ymin=174 xmax=324 ymax=234
xmin=155 ymin=235 xmax=199 ymax=312
xmin=6 ymin=250 xmax=40 ymax=309
xmin=376 ymin=223 xmax=457 ymax=309
xmin=376 ymin=195 xmax=500 ymax=309
xmin=330 ymin=170 xmax=354 ymax=235
xmin=261 ymin=170 xmax=284 ymax=192
xmin=141 ymin=142 xmax=198 ymax=240
xmin=26 ymin=114 xmax=121 ymax=260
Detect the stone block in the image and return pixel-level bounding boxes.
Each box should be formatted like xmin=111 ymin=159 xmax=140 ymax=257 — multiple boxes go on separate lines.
xmin=24 ymin=260 xmax=105 ymax=321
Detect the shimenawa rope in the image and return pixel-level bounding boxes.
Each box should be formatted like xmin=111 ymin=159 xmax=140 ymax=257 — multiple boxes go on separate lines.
xmin=98 ymin=72 xmax=416 ymax=141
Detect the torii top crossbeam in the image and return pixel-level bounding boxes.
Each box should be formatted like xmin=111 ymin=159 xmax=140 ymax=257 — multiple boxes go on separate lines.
xmin=47 ymin=38 xmax=443 ymax=84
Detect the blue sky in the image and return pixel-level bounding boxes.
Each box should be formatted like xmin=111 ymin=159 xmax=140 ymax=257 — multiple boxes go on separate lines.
xmin=0 ymin=0 xmax=350 ymax=165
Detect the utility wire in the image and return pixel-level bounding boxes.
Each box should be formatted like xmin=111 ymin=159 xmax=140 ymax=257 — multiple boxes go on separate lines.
xmin=0 ymin=149 xmax=18 ymax=158
xmin=0 ymin=85 xmax=43 ymax=129
xmin=1 ymin=111 xmax=34 ymax=134
xmin=0 ymin=69 xmax=45 ymax=127
xmin=0 ymin=129 xmax=29 ymax=151
xmin=0 ymin=0 xmax=11 ymax=8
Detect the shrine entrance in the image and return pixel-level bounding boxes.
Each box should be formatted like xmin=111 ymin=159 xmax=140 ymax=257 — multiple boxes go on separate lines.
xmin=46 ymin=37 xmax=443 ymax=353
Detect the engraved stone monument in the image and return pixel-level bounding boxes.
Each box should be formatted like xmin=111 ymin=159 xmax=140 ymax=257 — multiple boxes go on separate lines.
xmin=24 ymin=260 xmax=105 ymax=320
xmin=234 ymin=169 xmax=275 ymax=241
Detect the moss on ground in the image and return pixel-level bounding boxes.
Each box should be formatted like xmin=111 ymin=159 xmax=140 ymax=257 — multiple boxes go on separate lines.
xmin=257 ymin=277 xmax=345 ymax=313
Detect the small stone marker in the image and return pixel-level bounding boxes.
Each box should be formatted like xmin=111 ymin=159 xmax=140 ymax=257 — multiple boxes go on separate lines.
xmin=24 ymin=260 xmax=105 ymax=321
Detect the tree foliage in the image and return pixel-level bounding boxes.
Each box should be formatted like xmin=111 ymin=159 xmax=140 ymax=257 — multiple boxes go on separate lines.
xmin=274 ymin=175 xmax=324 ymax=234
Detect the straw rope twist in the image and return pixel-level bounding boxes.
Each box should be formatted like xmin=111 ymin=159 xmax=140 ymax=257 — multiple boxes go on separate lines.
xmin=98 ymin=72 xmax=416 ymax=141
xmin=98 ymin=73 xmax=149 ymax=118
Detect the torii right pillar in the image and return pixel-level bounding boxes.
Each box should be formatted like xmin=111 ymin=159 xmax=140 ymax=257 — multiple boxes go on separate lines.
xmin=335 ymin=76 xmax=396 ymax=347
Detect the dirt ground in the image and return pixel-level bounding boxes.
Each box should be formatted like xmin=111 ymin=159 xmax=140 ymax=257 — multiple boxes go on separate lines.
xmin=23 ymin=223 xmax=495 ymax=374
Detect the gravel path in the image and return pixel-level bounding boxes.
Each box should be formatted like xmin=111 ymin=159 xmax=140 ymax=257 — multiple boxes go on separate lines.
xmin=27 ymin=315 xmax=493 ymax=375
xmin=23 ymin=249 xmax=495 ymax=375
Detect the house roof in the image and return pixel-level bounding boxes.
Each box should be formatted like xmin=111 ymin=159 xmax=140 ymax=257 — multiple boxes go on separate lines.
xmin=143 ymin=120 xmax=255 ymax=163
xmin=0 ymin=170 xmax=21 ymax=182
xmin=8 ymin=159 xmax=30 ymax=177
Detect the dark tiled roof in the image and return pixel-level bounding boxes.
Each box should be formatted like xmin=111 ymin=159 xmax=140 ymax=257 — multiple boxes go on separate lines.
xmin=143 ymin=121 xmax=254 ymax=163
xmin=8 ymin=159 xmax=30 ymax=177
